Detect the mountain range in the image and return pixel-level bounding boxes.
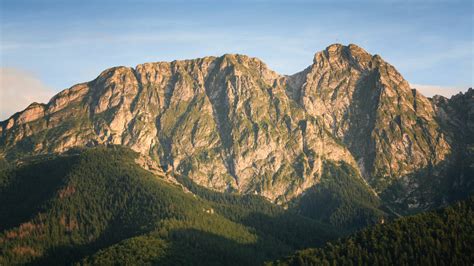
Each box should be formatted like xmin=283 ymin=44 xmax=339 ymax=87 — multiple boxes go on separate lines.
xmin=0 ymin=44 xmax=472 ymax=264
xmin=2 ymin=43 xmax=472 ymax=210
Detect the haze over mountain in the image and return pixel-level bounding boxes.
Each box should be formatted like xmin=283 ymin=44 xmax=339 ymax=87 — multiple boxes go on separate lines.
xmin=1 ymin=44 xmax=472 ymax=211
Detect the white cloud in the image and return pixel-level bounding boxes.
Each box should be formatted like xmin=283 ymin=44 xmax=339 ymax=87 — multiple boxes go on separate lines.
xmin=0 ymin=68 xmax=55 ymax=121
xmin=410 ymin=83 xmax=466 ymax=98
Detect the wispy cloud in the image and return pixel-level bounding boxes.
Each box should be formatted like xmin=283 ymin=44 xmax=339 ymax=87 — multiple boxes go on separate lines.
xmin=0 ymin=68 xmax=55 ymax=120
xmin=410 ymin=83 xmax=466 ymax=98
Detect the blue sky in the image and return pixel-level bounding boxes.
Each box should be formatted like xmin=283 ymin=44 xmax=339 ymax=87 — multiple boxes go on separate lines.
xmin=0 ymin=0 xmax=473 ymax=119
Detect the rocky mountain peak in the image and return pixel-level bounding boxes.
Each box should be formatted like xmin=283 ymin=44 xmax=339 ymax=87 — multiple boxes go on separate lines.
xmin=287 ymin=44 xmax=452 ymax=194
xmin=312 ymin=43 xmax=375 ymax=72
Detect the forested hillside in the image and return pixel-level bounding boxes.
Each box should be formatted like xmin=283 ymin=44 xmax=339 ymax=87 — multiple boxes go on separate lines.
xmin=272 ymin=197 xmax=474 ymax=266
xmin=0 ymin=146 xmax=338 ymax=265
xmin=290 ymin=161 xmax=386 ymax=232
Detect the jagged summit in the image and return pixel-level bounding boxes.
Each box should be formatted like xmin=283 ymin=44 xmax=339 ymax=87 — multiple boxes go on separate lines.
xmin=312 ymin=43 xmax=385 ymax=73
xmin=319 ymin=43 xmax=370 ymax=57
xmin=1 ymin=44 xmax=471 ymax=209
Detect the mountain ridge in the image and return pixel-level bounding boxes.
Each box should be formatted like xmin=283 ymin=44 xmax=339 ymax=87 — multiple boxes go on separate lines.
xmin=1 ymin=44 xmax=472 ymax=212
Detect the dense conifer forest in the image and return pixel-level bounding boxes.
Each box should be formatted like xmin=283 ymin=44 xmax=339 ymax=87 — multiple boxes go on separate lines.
xmin=0 ymin=147 xmax=336 ymax=265
xmin=272 ymin=197 xmax=474 ymax=265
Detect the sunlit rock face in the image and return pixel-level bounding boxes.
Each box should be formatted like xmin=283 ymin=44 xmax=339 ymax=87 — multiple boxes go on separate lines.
xmin=1 ymin=44 xmax=469 ymax=208
xmin=289 ymin=44 xmax=451 ymax=191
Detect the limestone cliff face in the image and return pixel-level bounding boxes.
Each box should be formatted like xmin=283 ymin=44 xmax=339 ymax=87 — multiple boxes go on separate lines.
xmin=0 ymin=44 xmax=466 ymax=206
